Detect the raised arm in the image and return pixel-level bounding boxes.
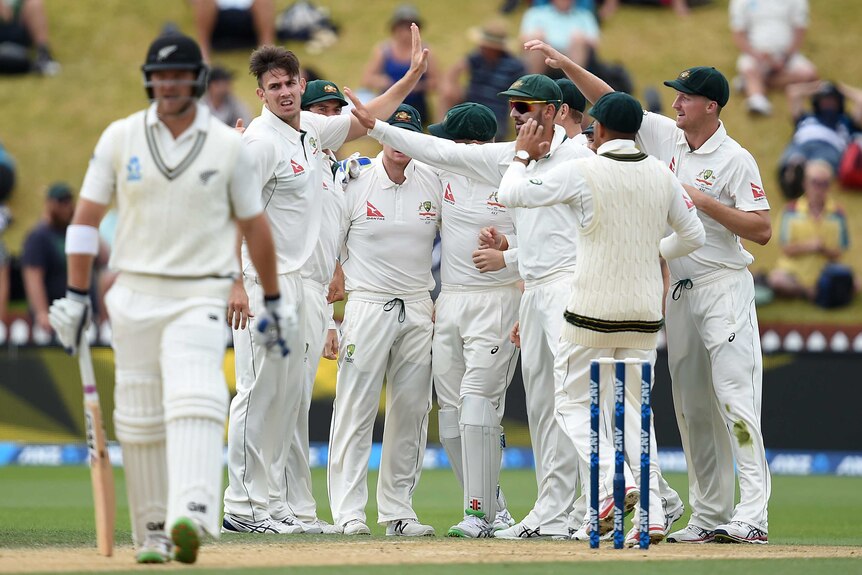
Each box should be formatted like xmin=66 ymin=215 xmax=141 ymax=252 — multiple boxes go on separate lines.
xmin=523 ymin=39 xmax=613 ymax=104
xmin=346 ymin=23 xmax=429 ymax=141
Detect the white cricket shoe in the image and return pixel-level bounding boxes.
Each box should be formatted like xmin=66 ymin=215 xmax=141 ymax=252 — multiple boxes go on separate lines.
xmin=493 ymin=508 xmax=516 ymax=531
xmin=301 ymin=518 xmax=342 ymax=534
xmin=447 ymin=515 xmax=495 ymax=538
xmin=624 ymin=524 xmax=666 ymax=547
xmin=222 ymin=513 xmax=298 ymax=534
xmin=135 ymin=533 xmax=172 ymax=564
xmin=570 ymin=519 xmax=613 ymax=542
xmin=386 ymin=519 xmax=435 ymax=537
xmin=494 ymin=521 xmax=568 ymax=540
xmin=663 ymin=497 xmax=685 ymax=533
xmin=667 ymin=523 xmax=715 ymax=544
xmin=713 ymin=521 xmax=768 ymax=544
xmin=342 ymin=519 xmax=371 ymax=536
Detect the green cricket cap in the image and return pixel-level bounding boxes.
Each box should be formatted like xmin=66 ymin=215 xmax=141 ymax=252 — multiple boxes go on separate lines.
xmin=556 ymin=78 xmax=586 ymax=112
xmin=663 ymin=66 xmax=730 ymax=107
xmin=498 ymin=74 xmax=562 ymax=104
xmin=587 ymin=91 xmax=644 ymax=133
xmin=387 ymin=103 xmax=423 ymax=132
xmin=302 ymin=80 xmax=348 ymax=109
xmin=429 ymin=102 xmax=497 ymax=142
xmin=46 ymin=181 xmax=73 ymax=200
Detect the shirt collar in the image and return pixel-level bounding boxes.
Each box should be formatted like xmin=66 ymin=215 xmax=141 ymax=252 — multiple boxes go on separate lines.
xmin=146 ymin=102 xmax=211 ymax=135
xmin=547 ymin=124 xmax=568 ymax=156
xmin=259 ymin=104 xmax=301 ymax=143
xmin=596 ymin=138 xmax=640 ymax=155
xmin=685 ymin=120 xmax=728 ymax=154
xmin=374 ymin=151 xmax=415 ymax=189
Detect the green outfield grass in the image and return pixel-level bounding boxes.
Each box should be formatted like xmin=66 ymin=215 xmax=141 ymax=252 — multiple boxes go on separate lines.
xmin=1 ymin=467 xmax=861 ymax=574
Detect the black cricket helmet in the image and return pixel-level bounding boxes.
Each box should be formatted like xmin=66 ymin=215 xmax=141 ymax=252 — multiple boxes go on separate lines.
xmin=141 ymin=32 xmax=207 ymax=99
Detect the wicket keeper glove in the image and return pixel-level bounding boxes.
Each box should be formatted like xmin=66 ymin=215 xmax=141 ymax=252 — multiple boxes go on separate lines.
xmin=49 ymin=289 xmax=91 ymax=356
xmin=258 ymin=295 xmax=299 ymax=357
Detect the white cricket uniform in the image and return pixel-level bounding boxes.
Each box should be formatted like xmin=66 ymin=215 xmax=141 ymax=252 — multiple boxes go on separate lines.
xmin=498 ymin=139 xmax=705 ymax=527
xmin=328 ymin=154 xmax=440 ymax=526
xmin=80 ymin=103 xmax=262 ymax=543
xmin=637 ymin=111 xmax=771 ymax=531
xmin=286 ymin=150 xmax=345 ymax=523
xmin=224 ymin=106 xmax=350 ymax=523
xmin=369 ymin=120 xmax=589 ymax=536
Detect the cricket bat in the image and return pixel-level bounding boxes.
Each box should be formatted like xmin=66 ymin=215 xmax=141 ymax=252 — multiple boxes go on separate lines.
xmin=79 ymin=338 xmax=115 ymax=557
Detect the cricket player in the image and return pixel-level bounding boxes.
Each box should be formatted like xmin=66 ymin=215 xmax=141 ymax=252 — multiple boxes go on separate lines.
xmin=352 ymin=75 xmax=596 ymax=539
xmin=414 ymin=102 xmax=521 ymax=538
xmin=498 ymin=92 xmax=705 ymax=546
xmin=224 ymin=26 xmax=431 ymax=535
xmin=529 ymin=40 xmax=773 ymax=543
xmin=49 ymin=33 xmax=290 ymax=564
xmin=554 ymin=78 xmax=588 ymax=144
xmin=328 ymin=104 xmax=440 ymax=537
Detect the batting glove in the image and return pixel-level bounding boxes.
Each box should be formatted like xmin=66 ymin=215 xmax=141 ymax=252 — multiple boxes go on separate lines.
xmin=257 ymin=295 xmax=299 ymax=357
xmin=48 ymin=289 xmax=91 ymax=356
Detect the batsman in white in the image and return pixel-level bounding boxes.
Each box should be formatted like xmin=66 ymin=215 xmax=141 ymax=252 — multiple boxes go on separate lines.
xmin=533 ymin=40 xmax=773 ymax=544
xmin=362 ymin=74 xmax=590 ymax=539
xmin=48 ymin=32 xmax=290 ymax=565
xmin=328 ymin=103 xmax=440 ymax=537
xmin=223 ymin=27 xmax=430 ymax=535
xmin=498 ymin=92 xmax=705 ymax=546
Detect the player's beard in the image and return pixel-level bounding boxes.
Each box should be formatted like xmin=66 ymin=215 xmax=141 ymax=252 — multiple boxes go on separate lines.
xmin=156 ymin=95 xmax=197 ymax=120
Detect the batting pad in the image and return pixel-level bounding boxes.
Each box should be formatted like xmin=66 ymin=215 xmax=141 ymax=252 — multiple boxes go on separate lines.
xmin=460 ymin=395 xmax=501 ymax=522
xmin=113 ymin=374 xmax=168 ymax=548
xmin=438 ymin=407 xmax=463 ymax=486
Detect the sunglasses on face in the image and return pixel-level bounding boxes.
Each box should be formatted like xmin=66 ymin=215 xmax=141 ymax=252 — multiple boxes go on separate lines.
xmin=509 ymin=100 xmax=548 ymax=114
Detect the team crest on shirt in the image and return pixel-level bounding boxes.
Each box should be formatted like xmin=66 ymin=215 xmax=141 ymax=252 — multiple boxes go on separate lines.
xmin=308 ymin=136 xmax=318 ymax=155
xmin=290 ymin=159 xmax=305 ymax=175
xmin=694 ymin=168 xmax=716 ymax=193
xmin=199 ymin=169 xmax=218 ymax=185
xmin=127 ymin=156 xmax=142 ymax=181
xmin=443 ymin=183 xmax=456 ymax=205
xmin=367 ymin=201 xmax=385 ymax=220
xmin=418 ymin=200 xmax=437 ymax=223
xmin=345 ymin=344 xmax=356 ymax=363
xmin=486 ymin=190 xmax=506 ymax=215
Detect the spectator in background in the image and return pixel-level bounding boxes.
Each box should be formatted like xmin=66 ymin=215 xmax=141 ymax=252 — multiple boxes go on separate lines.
xmin=362 ymin=4 xmax=440 ymax=123
xmin=519 ymin=0 xmax=599 ymax=73
xmin=0 ymin=0 xmax=60 ymax=75
xmin=440 ymin=19 xmax=525 ymax=141
xmin=729 ymin=0 xmax=818 ymax=116
xmin=21 ymin=183 xmax=76 ymax=334
xmin=0 ymin=141 xmax=14 ymax=324
xmin=768 ymin=160 xmax=852 ymax=302
xmin=202 ymin=65 xmax=251 ymax=128
xmin=599 ymin=0 xmax=693 ymax=20
xmin=778 ymin=81 xmax=862 ymax=198
xmin=190 ymin=0 xmax=276 ymax=62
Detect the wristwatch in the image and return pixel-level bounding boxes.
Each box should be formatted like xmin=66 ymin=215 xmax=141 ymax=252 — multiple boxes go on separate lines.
xmin=514 ymin=149 xmax=531 ymax=162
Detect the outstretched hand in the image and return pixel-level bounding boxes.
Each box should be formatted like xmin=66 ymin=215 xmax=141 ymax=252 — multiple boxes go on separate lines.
xmin=345 ymin=87 xmax=376 ymax=130
xmin=516 ymin=118 xmax=550 ymax=160
xmin=523 ymin=39 xmax=569 ymax=70
xmin=408 ymin=22 xmax=430 ymax=78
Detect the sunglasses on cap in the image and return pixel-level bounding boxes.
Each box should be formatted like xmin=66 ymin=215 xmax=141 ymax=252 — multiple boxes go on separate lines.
xmin=509 ymin=99 xmax=551 ymax=114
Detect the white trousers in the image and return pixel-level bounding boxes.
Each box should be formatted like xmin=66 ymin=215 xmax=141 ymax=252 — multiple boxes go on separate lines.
xmin=666 ymin=268 xmax=770 ymax=531
xmin=107 ymin=282 xmax=229 ymax=542
xmin=517 ymin=273 xmax=579 ymax=536
xmin=284 ymin=279 xmax=331 ymax=522
xmin=554 ymin=344 xmax=665 ymax=525
xmin=327 ymin=292 xmax=433 ymax=526
xmin=224 ymin=273 xmax=305 ymax=522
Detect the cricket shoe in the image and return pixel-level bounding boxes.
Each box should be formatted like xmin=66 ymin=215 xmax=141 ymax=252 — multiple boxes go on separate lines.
xmin=170 ymin=517 xmax=201 ymax=564
xmin=494 ymin=522 xmax=568 ymax=540
xmin=624 ymin=524 xmax=666 ymax=547
xmin=663 ymin=497 xmax=685 ymax=533
xmin=667 ymin=524 xmax=715 ymax=544
xmin=598 ymin=486 xmax=640 ymax=533
xmin=273 ymin=515 xmax=315 ymax=535
xmin=493 ymin=508 xmax=516 ymax=531
xmin=301 ymin=518 xmax=342 ymax=534
xmin=135 ymin=533 xmax=172 ymax=564
xmin=447 ymin=515 xmax=495 ymax=538
xmin=713 ymin=521 xmax=768 ymax=544
xmin=386 ymin=519 xmax=435 ymax=537
xmin=221 ymin=513 xmax=298 ymax=534
xmin=342 ymin=519 xmax=371 ymax=536
xmin=570 ymin=519 xmax=613 ymax=542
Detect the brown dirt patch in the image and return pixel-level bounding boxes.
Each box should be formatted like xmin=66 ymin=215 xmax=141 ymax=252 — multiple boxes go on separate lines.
xmin=0 ymin=540 xmax=859 ymax=573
